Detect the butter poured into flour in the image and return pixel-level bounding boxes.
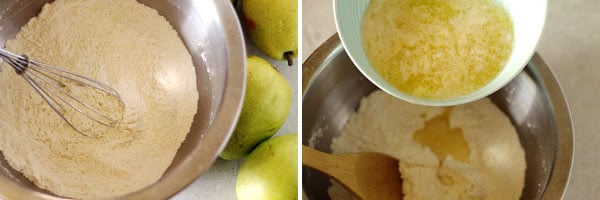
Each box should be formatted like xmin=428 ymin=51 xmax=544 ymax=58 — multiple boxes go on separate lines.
xmin=328 ymin=91 xmax=526 ymax=200
xmin=413 ymin=108 xmax=470 ymax=163
xmin=0 ymin=0 xmax=198 ymax=199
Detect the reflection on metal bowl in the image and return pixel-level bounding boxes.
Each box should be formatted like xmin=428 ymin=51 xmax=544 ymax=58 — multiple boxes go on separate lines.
xmin=302 ymin=35 xmax=572 ymax=200
xmin=0 ymin=0 xmax=245 ymax=199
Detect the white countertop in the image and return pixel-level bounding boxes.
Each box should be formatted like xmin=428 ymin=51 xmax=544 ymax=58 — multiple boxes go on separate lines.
xmin=302 ymin=0 xmax=600 ymax=199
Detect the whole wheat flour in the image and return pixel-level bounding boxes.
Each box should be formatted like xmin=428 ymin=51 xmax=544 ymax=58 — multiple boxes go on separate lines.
xmin=328 ymin=91 xmax=525 ymax=200
xmin=0 ymin=0 xmax=198 ymax=199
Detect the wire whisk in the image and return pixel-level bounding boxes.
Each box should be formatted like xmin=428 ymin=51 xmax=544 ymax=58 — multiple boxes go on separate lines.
xmin=0 ymin=48 xmax=124 ymax=137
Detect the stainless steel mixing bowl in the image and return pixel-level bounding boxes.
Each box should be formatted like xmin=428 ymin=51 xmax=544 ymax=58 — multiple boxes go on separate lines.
xmin=0 ymin=0 xmax=245 ymax=199
xmin=302 ymin=35 xmax=573 ymax=200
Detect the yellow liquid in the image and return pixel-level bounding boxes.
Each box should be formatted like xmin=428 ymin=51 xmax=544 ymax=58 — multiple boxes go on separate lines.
xmin=362 ymin=0 xmax=514 ymax=99
xmin=413 ymin=108 xmax=470 ymax=163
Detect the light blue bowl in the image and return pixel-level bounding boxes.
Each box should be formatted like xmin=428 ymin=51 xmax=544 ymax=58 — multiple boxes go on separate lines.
xmin=334 ymin=0 xmax=547 ymax=106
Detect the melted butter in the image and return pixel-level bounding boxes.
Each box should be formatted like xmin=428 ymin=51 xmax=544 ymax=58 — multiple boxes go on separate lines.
xmin=413 ymin=108 xmax=470 ymax=163
xmin=361 ymin=0 xmax=514 ymax=99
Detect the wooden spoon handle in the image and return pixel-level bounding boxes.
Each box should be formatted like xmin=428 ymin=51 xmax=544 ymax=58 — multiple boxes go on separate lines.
xmin=302 ymin=145 xmax=354 ymax=179
xmin=302 ymin=145 xmax=404 ymax=200
xmin=302 ymin=145 xmax=334 ymax=172
xmin=302 ymin=146 xmax=356 ymax=185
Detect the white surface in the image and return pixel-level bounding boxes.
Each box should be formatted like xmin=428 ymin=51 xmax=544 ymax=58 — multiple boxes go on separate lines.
xmin=303 ymin=0 xmax=600 ymax=198
xmin=171 ymin=3 xmax=298 ymax=200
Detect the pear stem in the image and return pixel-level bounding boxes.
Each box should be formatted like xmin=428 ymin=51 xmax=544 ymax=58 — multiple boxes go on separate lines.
xmin=285 ymin=51 xmax=293 ymax=66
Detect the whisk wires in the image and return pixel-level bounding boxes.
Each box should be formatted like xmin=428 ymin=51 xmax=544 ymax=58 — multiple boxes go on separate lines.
xmin=0 ymin=48 xmax=125 ymax=137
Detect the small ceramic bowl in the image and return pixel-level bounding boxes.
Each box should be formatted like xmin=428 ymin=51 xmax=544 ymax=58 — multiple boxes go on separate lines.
xmin=334 ymin=0 xmax=547 ymax=106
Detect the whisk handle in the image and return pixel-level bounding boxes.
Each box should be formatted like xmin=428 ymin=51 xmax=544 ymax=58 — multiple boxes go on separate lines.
xmin=0 ymin=48 xmax=30 ymax=74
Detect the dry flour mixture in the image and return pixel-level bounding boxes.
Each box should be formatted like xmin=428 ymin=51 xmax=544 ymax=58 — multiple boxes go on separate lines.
xmin=329 ymin=91 xmax=526 ymax=200
xmin=0 ymin=0 xmax=198 ymax=199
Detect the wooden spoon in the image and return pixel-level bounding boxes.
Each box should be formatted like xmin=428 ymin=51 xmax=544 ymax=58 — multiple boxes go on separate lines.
xmin=302 ymin=145 xmax=404 ymax=200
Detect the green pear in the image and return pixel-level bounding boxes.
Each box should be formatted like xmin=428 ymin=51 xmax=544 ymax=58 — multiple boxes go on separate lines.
xmin=242 ymin=0 xmax=298 ymax=65
xmin=236 ymin=134 xmax=298 ymax=200
xmin=220 ymin=56 xmax=291 ymax=160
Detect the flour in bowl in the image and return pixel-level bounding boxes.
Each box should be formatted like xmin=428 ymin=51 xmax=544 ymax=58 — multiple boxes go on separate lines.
xmin=0 ymin=0 xmax=198 ymax=199
xmin=328 ymin=91 xmax=525 ymax=200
